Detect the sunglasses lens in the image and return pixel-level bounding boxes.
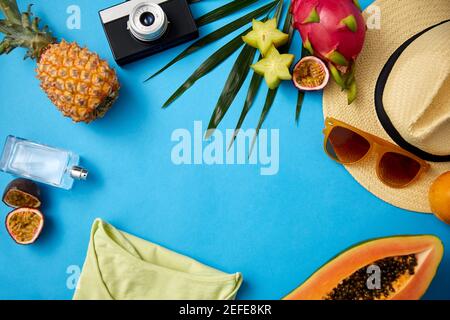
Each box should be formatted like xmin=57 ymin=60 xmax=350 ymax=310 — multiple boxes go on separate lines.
xmin=378 ymin=152 xmax=421 ymax=187
xmin=326 ymin=126 xmax=371 ymax=163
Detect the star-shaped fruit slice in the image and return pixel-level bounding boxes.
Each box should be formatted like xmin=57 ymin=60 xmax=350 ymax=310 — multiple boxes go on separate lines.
xmin=242 ymin=18 xmax=289 ymax=56
xmin=251 ymin=46 xmax=294 ymax=89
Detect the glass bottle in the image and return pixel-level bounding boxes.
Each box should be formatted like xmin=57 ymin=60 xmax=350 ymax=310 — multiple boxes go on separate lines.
xmin=0 ymin=136 xmax=88 ymax=190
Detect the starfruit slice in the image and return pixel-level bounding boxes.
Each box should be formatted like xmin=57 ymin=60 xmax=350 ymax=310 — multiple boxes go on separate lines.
xmin=251 ymin=46 xmax=295 ymax=89
xmin=242 ymin=18 xmax=289 ymax=56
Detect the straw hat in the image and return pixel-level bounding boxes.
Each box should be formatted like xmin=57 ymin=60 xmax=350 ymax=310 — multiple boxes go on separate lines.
xmin=323 ymin=0 xmax=450 ymax=213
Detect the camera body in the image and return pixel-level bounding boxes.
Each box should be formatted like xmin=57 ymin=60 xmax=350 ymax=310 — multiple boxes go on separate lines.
xmin=99 ymin=0 xmax=199 ymax=66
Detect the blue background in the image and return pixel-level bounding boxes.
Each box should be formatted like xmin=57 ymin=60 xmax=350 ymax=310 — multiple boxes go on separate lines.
xmin=0 ymin=0 xmax=449 ymax=300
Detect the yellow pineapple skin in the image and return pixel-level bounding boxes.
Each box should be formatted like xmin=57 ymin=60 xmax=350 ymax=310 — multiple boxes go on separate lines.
xmin=36 ymin=41 xmax=120 ymax=123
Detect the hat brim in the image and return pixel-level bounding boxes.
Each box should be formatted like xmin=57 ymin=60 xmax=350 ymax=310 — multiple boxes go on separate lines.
xmin=323 ymin=0 xmax=450 ymax=213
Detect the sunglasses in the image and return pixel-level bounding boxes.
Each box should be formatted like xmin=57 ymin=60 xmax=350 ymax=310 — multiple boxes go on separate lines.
xmin=323 ymin=118 xmax=430 ymax=188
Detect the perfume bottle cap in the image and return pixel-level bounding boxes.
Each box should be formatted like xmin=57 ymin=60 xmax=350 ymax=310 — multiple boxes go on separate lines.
xmin=70 ymin=166 xmax=88 ymax=180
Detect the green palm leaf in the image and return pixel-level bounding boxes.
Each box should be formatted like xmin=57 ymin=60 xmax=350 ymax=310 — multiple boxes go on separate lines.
xmin=227 ymin=0 xmax=285 ymax=149
xmin=250 ymin=88 xmax=278 ymax=155
xmin=250 ymin=5 xmax=294 ymax=153
xmin=205 ymin=44 xmax=256 ymax=139
xmin=196 ymin=0 xmax=259 ymax=27
xmin=205 ymin=0 xmax=284 ymax=139
xmin=227 ymin=71 xmax=264 ymax=150
xmin=147 ymin=0 xmax=278 ymax=81
xmin=162 ymin=27 xmax=252 ymax=109
xmin=295 ymin=91 xmax=305 ymax=124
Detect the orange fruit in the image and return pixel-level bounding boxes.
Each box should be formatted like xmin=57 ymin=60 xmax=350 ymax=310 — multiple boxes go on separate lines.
xmin=429 ymin=171 xmax=450 ymax=225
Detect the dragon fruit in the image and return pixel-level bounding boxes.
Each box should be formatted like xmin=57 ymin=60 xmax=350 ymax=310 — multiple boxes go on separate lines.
xmin=292 ymin=0 xmax=366 ymax=104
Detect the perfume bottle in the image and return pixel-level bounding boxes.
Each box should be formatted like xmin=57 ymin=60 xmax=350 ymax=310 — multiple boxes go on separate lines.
xmin=0 ymin=136 xmax=88 ymax=190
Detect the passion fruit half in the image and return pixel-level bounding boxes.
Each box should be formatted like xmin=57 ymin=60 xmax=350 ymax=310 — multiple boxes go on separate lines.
xmin=6 ymin=208 xmax=44 ymax=245
xmin=293 ymin=56 xmax=330 ymax=91
xmin=2 ymin=178 xmax=41 ymax=209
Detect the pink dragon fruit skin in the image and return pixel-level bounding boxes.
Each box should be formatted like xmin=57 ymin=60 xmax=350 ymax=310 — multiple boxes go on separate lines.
xmin=292 ymin=0 xmax=365 ymax=67
xmin=292 ymin=0 xmax=366 ymax=103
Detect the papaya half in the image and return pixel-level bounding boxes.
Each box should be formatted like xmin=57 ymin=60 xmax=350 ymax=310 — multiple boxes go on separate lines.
xmin=283 ymin=235 xmax=443 ymax=300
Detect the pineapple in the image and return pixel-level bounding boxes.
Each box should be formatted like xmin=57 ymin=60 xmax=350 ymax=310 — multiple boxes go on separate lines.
xmin=0 ymin=1 xmax=120 ymax=123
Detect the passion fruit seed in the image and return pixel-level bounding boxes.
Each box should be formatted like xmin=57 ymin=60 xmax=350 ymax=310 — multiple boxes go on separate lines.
xmin=324 ymin=254 xmax=418 ymax=300
xmin=4 ymin=190 xmax=39 ymax=208
xmin=2 ymin=178 xmax=41 ymax=208
xmin=296 ymin=60 xmax=326 ymax=88
xmin=293 ymin=57 xmax=329 ymax=91
xmin=7 ymin=210 xmax=43 ymax=244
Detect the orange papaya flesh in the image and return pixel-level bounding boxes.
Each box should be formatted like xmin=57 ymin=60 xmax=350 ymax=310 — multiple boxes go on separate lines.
xmin=283 ymin=235 xmax=443 ymax=300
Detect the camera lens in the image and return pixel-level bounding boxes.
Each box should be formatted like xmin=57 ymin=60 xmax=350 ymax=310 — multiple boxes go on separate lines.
xmin=129 ymin=2 xmax=168 ymax=42
xmin=140 ymin=12 xmax=155 ymax=27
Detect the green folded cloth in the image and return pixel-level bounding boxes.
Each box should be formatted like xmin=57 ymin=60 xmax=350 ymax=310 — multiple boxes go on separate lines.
xmin=73 ymin=219 xmax=243 ymax=300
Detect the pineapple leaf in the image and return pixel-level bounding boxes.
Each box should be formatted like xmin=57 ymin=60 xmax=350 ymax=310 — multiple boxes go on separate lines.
xmin=161 ymin=27 xmax=252 ymax=109
xmin=196 ymin=0 xmax=259 ymax=27
xmin=146 ymin=0 xmax=279 ymax=81
xmin=0 ymin=0 xmax=21 ymax=25
xmin=31 ymin=17 xmax=40 ymax=32
xmin=0 ymin=38 xmax=10 ymax=54
xmin=0 ymin=1 xmax=55 ymax=60
xmin=21 ymin=7 xmax=31 ymax=30
xmin=0 ymin=19 xmax=16 ymax=33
